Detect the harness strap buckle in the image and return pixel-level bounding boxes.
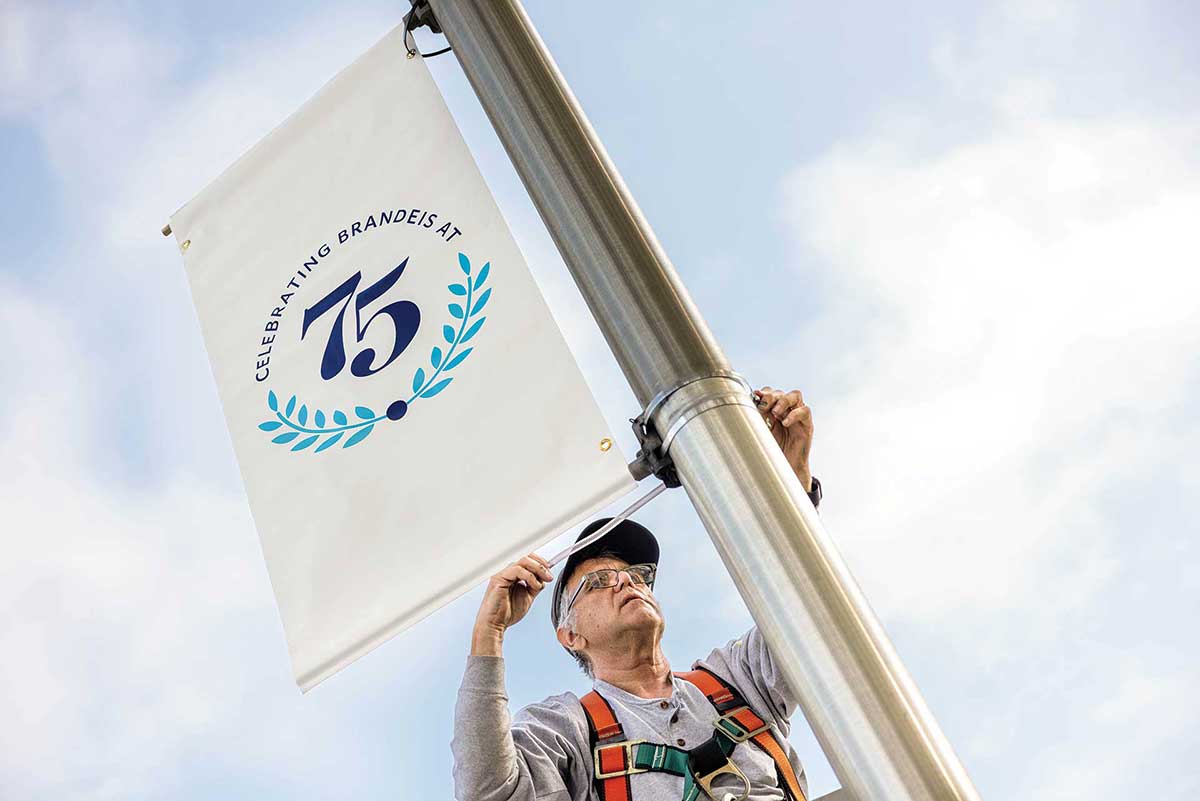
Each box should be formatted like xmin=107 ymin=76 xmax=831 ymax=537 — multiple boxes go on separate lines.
xmin=694 ymin=759 xmax=752 ymax=801
xmin=594 ymin=740 xmax=649 ymax=779
xmin=714 ymin=707 xmax=772 ymax=743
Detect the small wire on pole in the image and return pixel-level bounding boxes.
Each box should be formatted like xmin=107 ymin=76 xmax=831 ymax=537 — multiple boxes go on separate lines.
xmin=404 ymin=1 xmax=453 ymax=59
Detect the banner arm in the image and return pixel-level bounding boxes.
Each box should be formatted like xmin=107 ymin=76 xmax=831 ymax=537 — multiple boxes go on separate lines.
xmin=546 ymin=481 xmax=667 ymax=568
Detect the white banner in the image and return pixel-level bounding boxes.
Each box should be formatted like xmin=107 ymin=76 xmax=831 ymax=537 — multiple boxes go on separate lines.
xmin=170 ymin=27 xmax=635 ymax=691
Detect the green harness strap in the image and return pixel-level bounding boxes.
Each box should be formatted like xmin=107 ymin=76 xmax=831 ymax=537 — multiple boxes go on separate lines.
xmin=621 ymin=731 xmax=740 ymax=801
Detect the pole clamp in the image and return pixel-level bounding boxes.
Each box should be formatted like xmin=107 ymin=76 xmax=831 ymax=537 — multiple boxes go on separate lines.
xmin=628 ymin=412 xmax=680 ymax=487
xmin=404 ymin=0 xmax=442 ymax=34
xmin=404 ymin=1 xmax=452 ymax=59
xmin=627 ymin=370 xmax=753 ymax=487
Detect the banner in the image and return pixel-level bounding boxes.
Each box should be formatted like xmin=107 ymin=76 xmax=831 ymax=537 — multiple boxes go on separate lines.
xmin=169 ymin=26 xmax=635 ymax=691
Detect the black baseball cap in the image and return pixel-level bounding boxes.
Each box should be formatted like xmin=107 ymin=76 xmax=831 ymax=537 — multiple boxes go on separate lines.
xmin=549 ymin=517 xmax=659 ymax=630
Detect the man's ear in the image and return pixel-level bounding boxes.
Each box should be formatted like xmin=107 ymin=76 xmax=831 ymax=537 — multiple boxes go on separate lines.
xmin=556 ymin=626 xmax=586 ymax=653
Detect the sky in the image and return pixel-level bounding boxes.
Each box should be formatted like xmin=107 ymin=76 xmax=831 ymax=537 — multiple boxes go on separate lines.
xmin=1 ymin=0 xmax=1198 ymax=799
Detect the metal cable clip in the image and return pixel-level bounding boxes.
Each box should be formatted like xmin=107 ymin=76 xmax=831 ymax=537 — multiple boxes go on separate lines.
xmin=694 ymin=760 xmax=751 ymax=801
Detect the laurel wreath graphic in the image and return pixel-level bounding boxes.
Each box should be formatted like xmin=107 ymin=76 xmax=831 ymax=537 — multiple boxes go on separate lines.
xmin=258 ymin=252 xmax=491 ymax=453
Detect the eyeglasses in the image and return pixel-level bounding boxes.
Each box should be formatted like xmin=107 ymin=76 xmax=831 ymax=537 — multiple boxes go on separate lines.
xmin=563 ymin=563 xmax=657 ymax=617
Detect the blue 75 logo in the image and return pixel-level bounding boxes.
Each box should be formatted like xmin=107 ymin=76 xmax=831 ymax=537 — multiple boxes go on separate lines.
xmin=301 ymin=259 xmax=420 ymax=380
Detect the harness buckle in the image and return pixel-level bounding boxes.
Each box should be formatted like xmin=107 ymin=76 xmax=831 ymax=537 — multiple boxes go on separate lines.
xmin=694 ymin=759 xmax=751 ymax=801
xmin=594 ymin=740 xmax=649 ymax=779
xmin=714 ymin=707 xmax=771 ymax=743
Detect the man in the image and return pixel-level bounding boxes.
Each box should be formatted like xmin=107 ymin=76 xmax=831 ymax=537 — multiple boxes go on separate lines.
xmin=453 ymin=386 xmax=819 ymax=801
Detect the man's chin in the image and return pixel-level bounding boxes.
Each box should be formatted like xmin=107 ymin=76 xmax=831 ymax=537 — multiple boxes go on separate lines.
xmin=621 ymin=597 xmax=661 ymax=620
xmin=606 ymin=606 xmax=665 ymax=644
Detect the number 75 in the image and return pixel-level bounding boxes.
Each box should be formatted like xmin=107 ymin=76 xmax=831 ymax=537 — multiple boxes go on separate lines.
xmin=301 ymin=259 xmax=421 ymax=380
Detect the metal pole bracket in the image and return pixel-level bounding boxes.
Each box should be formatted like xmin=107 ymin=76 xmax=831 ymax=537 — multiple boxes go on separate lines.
xmin=627 ymin=412 xmax=680 ymax=488
xmin=627 ymin=371 xmax=751 ymax=487
xmin=405 ymin=0 xmax=443 ymax=34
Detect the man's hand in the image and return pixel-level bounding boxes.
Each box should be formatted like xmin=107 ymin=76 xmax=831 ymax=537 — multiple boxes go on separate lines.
xmin=471 ymin=553 xmax=554 ymax=656
xmin=754 ymin=386 xmax=814 ymax=492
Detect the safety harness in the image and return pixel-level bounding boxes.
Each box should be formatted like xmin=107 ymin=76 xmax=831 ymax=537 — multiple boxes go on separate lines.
xmin=580 ymin=667 xmax=807 ymax=801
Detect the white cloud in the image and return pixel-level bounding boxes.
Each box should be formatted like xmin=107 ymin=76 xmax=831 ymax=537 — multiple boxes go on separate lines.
xmin=771 ymin=11 xmax=1200 ymax=796
xmin=783 ymin=105 xmax=1200 ymax=622
xmin=1025 ymin=657 xmax=1200 ymax=800
xmin=0 ymin=273 xmax=398 ymax=798
xmin=0 ymin=1 xmax=180 ymax=199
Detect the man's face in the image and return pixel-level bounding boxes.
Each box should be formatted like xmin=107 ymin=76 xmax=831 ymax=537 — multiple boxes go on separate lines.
xmin=561 ymin=556 xmax=664 ymax=651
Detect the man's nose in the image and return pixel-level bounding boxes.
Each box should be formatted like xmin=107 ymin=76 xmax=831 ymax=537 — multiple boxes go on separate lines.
xmin=614 ymin=569 xmax=635 ymax=590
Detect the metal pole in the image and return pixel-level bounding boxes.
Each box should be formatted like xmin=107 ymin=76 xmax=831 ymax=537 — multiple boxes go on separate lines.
xmin=428 ymin=3 xmax=983 ymax=801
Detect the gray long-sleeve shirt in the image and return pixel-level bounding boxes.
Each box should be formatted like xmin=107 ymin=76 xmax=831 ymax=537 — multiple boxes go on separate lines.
xmin=451 ymin=626 xmax=808 ymax=801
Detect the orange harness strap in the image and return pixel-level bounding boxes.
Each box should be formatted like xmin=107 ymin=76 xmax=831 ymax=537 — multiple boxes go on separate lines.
xmin=581 ymin=690 xmax=633 ymax=801
xmin=675 ymin=668 xmax=808 ymax=801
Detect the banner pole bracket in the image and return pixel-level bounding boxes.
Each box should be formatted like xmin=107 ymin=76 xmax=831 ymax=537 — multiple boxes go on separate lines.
xmin=404 ymin=1 xmax=452 ymax=59
xmin=627 ymin=370 xmax=753 ymax=487
xmin=627 ymin=413 xmax=678 ymax=487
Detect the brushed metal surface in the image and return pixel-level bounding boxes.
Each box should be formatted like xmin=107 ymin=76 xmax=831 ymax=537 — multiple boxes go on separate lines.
xmin=430 ymin=3 xmax=983 ymax=799
xmin=429 ymin=0 xmax=726 ymax=405
xmin=661 ymin=378 xmax=981 ymax=801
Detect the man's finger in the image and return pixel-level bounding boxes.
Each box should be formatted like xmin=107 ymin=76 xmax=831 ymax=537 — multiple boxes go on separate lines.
xmin=758 ymin=391 xmax=779 ymax=430
xmin=782 ymin=405 xmax=812 ymax=428
xmin=520 ymin=555 xmax=554 ymax=582
xmin=512 ymin=565 xmax=544 ymax=592
xmin=498 ymin=561 xmax=534 ymax=583
xmin=770 ymin=393 xmax=798 ymax=419
xmin=755 ymin=387 xmax=777 ymax=414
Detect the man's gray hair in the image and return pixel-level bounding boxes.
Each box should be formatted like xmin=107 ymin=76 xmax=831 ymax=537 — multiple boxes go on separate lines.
xmin=555 ymin=548 xmax=626 ymax=679
xmin=555 ymin=595 xmax=592 ymax=677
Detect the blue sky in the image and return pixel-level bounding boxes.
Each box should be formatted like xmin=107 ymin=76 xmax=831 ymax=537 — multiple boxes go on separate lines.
xmin=2 ymin=1 xmax=1198 ymax=799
